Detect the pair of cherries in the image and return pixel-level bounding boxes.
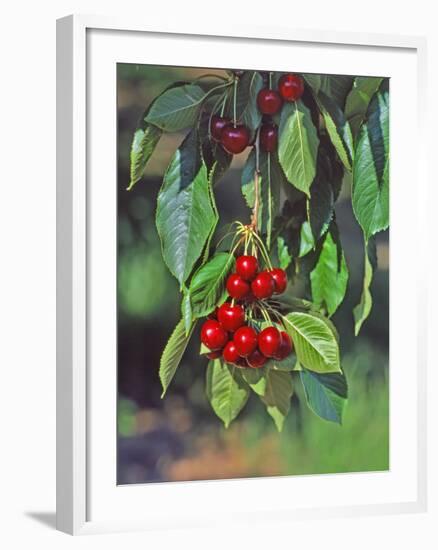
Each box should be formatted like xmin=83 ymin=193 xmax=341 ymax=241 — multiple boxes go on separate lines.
xmin=227 ymin=255 xmax=287 ymax=302
xmin=209 ymin=73 xmax=304 ymax=155
xmin=201 ymin=308 xmax=293 ymax=369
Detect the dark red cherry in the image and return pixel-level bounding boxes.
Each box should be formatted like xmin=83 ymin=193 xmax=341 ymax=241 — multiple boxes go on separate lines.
xmin=233 ymin=326 xmax=258 ymax=357
xmin=257 ymin=88 xmax=283 ymax=115
xmin=217 ymin=303 xmax=245 ymax=332
xmin=206 ymin=350 xmax=222 ymax=360
xmin=247 ymin=349 xmax=268 ymax=369
xmin=258 ymin=326 xmax=281 ymax=358
xmin=235 ymin=255 xmax=259 ymax=281
xmin=269 ymin=268 xmax=288 ymax=294
xmin=222 ymin=341 xmax=240 ymax=364
xmin=251 ymin=271 xmax=275 ymax=300
xmin=210 ymin=115 xmax=230 ymax=141
xmin=221 ymin=124 xmax=250 ymax=154
xmin=273 ymin=331 xmax=293 ymax=360
xmin=235 ymin=356 xmax=249 ymax=368
xmin=226 ymin=274 xmax=250 ymax=300
xmin=260 ymin=124 xmax=278 ymax=153
xmin=278 ymin=74 xmax=304 ymax=102
xmin=200 ymin=319 xmax=228 ymax=351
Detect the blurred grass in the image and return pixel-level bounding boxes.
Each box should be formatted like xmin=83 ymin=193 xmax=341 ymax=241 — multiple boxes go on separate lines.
xmin=117 ymin=63 xmax=389 ymax=484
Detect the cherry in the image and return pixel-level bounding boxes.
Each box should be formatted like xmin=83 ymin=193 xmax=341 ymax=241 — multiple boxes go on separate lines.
xmin=210 ymin=115 xmax=230 ymax=142
xmin=200 ymin=319 xmax=228 ymax=351
xmin=235 ymin=357 xmax=249 ymax=368
xmin=217 ymin=303 xmax=245 ymax=332
xmin=273 ymin=331 xmax=293 ymax=360
xmin=260 ymin=124 xmax=278 ymax=153
xmin=269 ymin=268 xmax=288 ymax=294
xmin=233 ymin=326 xmax=258 ymax=357
xmin=251 ymin=271 xmax=275 ymax=300
xmin=221 ymin=124 xmax=250 ymax=154
xmin=235 ymin=255 xmax=259 ymax=281
xmin=247 ymin=349 xmax=268 ymax=369
xmin=278 ymin=74 xmax=304 ymax=102
xmin=257 ymin=88 xmax=283 ymax=115
xmin=206 ymin=350 xmax=222 ymax=360
xmin=258 ymin=326 xmax=281 ymax=358
xmin=222 ymin=341 xmax=240 ymax=364
xmin=226 ymin=274 xmax=250 ymax=300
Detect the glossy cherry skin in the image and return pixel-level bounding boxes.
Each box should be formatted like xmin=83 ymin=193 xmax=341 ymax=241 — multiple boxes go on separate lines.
xmin=226 ymin=274 xmax=250 ymax=300
xmin=206 ymin=350 xmax=222 ymax=360
xmin=235 ymin=255 xmax=259 ymax=281
xmin=278 ymin=74 xmax=304 ymax=102
xmin=260 ymin=124 xmax=278 ymax=153
xmin=258 ymin=326 xmax=282 ymax=358
xmin=200 ymin=319 xmax=228 ymax=351
xmin=217 ymin=303 xmax=245 ymax=332
xmin=269 ymin=268 xmax=288 ymax=294
xmin=222 ymin=341 xmax=240 ymax=364
xmin=247 ymin=349 xmax=268 ymax=369
xmin=233 ymin=326 xmax=258 ymax=357
xmin=251 ymin=271 xmax=275 ymax=300
xmin=221 ymin=124 xmax=250 ymax=154
xmin=235 ymin=356 xmax=249 ymax=368
xmin=273 ymin=331 xmax=293 ymax=360
xmin=210 ymin=115 xmax=230 ymax=141
xmin=257 ymin=89 xmax=283 ymax=115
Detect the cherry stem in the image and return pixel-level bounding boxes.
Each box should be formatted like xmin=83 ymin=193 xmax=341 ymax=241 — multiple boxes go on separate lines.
xmin=251 ymin=127 xmax=262 ymax=231
xmin=259 ymin=303 xmax=272 ymax=326
xmin=233 ymin=77 xmax=238 ymax=127
xmin=269 ymin=72 xmax=272 ymax=88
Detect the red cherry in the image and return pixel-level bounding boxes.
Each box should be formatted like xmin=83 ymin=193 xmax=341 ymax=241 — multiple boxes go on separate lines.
xmin=200 ymin=319 xmax=228 ymax=351
xmin=210 ymin=115 xmax=230 ymax=141
xmin=278 ymin=74 xmax=304 ymax=102
xmin=226 ymin=274 xmax=250 ymax=300
xmin=217 ymin=303 xmax=245 ymax=332
xmin=235 ymin=255 xmax=259 ymax=281
xmin=273 ymin=331 xmax=293 ymax=360
xmin=251 ymin=271 xmax=275 ymax=300
xmin=257 ymin=88 xmax=283 ymax=115
xmin=222 ymin=341 xmax=240 ymax=364
xmin=235 ymin=357 xmax=249 ymax=368
xmin=260 ymin=124 xmax=278 ymax=153
xmin=247 ymin=349 xmax=268 ymax=369
xmin=206 ymin=350 xmax=222 ymax=360
xmin=221 ymin=124 xmax=250 ymax=154
xmin=234 ymin=326 xmax=258 ymax=357
xmin=258 ymin=327 xmax=281 ymax=358
xmin=269 ymin=268 xmax=288 ymax=294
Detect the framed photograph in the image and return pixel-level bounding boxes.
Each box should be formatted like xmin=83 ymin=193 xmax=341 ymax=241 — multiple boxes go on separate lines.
xmin=56 ymin=15 xmax=427 ymax=535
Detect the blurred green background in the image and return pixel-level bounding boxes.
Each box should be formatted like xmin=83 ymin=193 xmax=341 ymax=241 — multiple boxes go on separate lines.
xmin=117 ymin=64 xmax=389 ymax=484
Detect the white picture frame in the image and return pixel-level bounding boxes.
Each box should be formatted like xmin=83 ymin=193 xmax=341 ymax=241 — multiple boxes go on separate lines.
xmin=56 ymin=14 xmax=428 ymax=535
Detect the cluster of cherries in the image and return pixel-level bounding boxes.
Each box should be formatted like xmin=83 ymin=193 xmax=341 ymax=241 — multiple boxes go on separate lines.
xmin=210 ymin=73 xmax=304 ymax=155
xmin=200 ymin=255 xmax=294 ymax=369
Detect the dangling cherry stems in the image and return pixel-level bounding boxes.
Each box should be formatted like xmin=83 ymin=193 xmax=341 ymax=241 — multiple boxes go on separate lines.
xmin=233 ymin=77 xmax=238 ymax=128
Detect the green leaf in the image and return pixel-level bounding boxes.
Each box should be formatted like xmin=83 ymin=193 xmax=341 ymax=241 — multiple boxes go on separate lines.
xmin=308 ymin=156 xmax=335 ymax=242
xmin=300 ymin=368 xmax=348 ymax=424
xmin=181 ymin=291 xmax=192 ymax=335
xmin=206 ymin=360 xmax=249 ymax=427
xmin=318 ymin=75 xmax=354 ymax=108
xmin=302 ymin=74 xmax=321 ymax=93
xmin=156 ymin=130 xmax=216 ymax=286
xmin=189 ymin=253 xmax=235 ymax=318
xmin=317 ymin=91 xmax=354 ymax=171
xmin=278 ymin=100 xmax=319 ymax=196
xmin=353 ymin=237 xmax=377 ymax=335
xmin=145 ymin=84 xmax=206 ymax=131
xmin=128 ymin=124 xmax=162 ymax=190
xmin=310 ymin=228 xmax=349 ymax=316
xmin=345 ymin=77 xmax=384 ymax=139
xmin=283 ymin=312 xmax=341 ymax=373
xmin=277 ymin=236 xmax=292 ymax=270
xmin=241 ymin=367 xmax=266 ymax=395
xmin=352 ymin=81 xmax=389 ymax=240
xmin=262 ymin=369 xmax=293 ymax=431
xmin=236 ymin=71 xmax=264 ymax=133
xmin=160 ymin=319 xmax=195 ymax=396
